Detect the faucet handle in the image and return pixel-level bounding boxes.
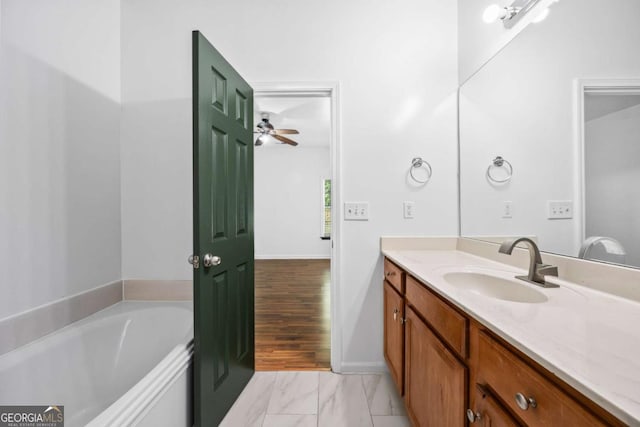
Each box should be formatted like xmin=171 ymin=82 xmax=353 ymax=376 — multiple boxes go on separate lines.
xmin=534 ymin=264 xmax=560 ymax=288
xmin=537 ymin=264 xmax=558 ymax=277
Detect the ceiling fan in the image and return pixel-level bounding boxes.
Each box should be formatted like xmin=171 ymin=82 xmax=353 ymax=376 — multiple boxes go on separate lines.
xmin=254 ymin=113 xmax=299 ymax=146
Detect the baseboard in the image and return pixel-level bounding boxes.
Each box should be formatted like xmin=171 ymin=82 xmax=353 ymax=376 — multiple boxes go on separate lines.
xmin=337 ymin=361 xmax=388 ymax=374
xmin=254 ymin=254 xmax=331 ymax=260
xmin=0 ymin=280 xmax=122 ymax=356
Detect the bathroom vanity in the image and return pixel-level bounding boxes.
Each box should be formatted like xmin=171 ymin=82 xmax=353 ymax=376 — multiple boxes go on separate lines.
xmin=382 ymin=238 xmax=640 ymax=427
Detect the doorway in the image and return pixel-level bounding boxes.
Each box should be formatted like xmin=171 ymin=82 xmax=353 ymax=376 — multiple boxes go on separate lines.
xmin=577 ymin=80 xmax=640 ymax=267
xmin=252 ymin=85 xmax=338 ymax=371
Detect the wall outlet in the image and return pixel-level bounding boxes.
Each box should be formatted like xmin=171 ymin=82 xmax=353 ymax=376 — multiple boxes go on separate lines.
xmin=502 ymin=201 xmax=513 ymax=218
xmin=344 ymin=202 xmax=369 ymax=220
xmin=403 ymin=201 xmax=415 ymax=219
xmin=547 ymin=200 xmax=573 ymax=219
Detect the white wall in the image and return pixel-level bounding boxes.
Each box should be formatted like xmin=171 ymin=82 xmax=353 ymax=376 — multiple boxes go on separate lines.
xmin=458 ymin=0 xmax=557 ymax=82
xmin=585 ymin=102 xmax=640 ymax=267
xmin=459 ymin=0 xmax=640 ymax=258
xmin=255 ymin=146 xmax=331 ymax=259
xmin=120 ymin=0 xmax=459 ymax=369
xmin=0 ymin=0 xmax=121 ymax=319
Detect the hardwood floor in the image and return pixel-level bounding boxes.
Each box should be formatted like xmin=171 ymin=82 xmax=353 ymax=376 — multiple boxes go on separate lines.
xmin=255 ymin=259 xmax=331 ymax=371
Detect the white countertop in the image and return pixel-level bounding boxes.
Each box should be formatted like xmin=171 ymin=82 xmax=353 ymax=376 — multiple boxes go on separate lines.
xmin=382 ymin=248 xmax=640 ymax=426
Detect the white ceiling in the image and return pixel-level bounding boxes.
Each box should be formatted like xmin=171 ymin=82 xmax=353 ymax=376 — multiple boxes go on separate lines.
xmin=253 ymin=95 xmax=331 ymax=147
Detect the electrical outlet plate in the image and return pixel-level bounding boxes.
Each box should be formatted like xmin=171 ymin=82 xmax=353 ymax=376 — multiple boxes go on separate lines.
xmin=403 ymin=201 xmax=415 ymax=219
xmin=344 ymin=202 xmax=369 ymax=220
xmin=502 ymin=201 xmax=513 ymax=218
xmin=547 ymin=200 xmax=573 ymax=219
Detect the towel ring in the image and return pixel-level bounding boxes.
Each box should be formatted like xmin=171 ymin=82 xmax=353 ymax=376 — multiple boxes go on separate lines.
xmin=410 ymin=157 xmax=432 ymax=184
xmin=486 ymin=156 xmax=513 ymax=184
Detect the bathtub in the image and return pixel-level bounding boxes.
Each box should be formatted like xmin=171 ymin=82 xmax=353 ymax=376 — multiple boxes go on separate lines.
xmin=0 ymin=301 xmax=193 ymax=427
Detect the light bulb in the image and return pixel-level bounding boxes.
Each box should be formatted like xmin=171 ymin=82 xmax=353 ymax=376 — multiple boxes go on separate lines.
xmin=532 ymin=7 xmax=550 ymax=23
xmin=482 ymin=4 xmax=504 ymax=23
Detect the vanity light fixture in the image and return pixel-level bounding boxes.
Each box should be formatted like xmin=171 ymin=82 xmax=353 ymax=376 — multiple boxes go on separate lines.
xmin=482 ymin=0 xmax=544 ymax=28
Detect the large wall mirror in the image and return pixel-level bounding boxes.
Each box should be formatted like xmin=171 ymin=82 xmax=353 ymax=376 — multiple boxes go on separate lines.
xmin=459 ymin=0 xmax=640 ymax=268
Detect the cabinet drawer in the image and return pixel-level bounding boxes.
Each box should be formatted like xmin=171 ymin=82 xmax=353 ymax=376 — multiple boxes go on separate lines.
xmin=478 ymin=332 xmax=607 ymax=427
xmin=470 ymin=383 xmax=521 ymax=427
xmin=384 ymin=258 xmax=404 ymax=294
xmin=405 ymin=275 xmax=467 ymax=358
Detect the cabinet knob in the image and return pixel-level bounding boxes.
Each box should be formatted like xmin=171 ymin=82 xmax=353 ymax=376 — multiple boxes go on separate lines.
xmin=515 ymin=393 xmax=537 ymax=411
xmin=393 ymin=308 xmax=399 ymax=321
xmin=466 ymin=409 xmax=481 ymax=423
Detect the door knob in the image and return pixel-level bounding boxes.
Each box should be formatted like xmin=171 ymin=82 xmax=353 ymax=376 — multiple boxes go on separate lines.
xmin=188 ymin=255 xmax=200 ymax=269
xmin=203 ymin=254 xmax=222 ymax=267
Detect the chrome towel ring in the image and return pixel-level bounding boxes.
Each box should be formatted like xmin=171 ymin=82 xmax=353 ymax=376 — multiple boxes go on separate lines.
xmin=410 ymin=157 xmax=432 ymax=184
xmin=486 ymin=156 xmax=513 ymax=184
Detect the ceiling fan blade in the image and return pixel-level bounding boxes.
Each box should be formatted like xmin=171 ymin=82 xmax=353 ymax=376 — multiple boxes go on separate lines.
xmin=273 ymin=134 xmax=298 ymax=146
xmin=273 ymin=129 xmax=300 ymax=135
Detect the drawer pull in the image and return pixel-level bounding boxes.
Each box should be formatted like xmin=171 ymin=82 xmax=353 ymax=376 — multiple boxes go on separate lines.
xmin=466 ymin=409 xmax=482 ymax=423
xmin=386 ymin=271 xmax=396 ymax=277
xmin=515 ymin=393 xmax=537 ymax=411
xmin=393 ymin=308 xmax=399 ymax=321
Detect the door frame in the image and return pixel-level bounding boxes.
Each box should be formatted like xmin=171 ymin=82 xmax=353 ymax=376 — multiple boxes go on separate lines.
xmin=574 ymin=78 xmax=640 ymax=252
xmin=252 ymin=82 xmax=342 ymax=372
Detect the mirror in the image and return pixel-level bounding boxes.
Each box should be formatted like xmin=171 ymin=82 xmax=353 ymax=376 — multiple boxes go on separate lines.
xmin=459 ymin=0 xmax=640 ymax=268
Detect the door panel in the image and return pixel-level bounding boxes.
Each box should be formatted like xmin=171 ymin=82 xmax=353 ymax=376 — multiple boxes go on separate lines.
xmin=193 ymin=30 xmax=254 ymax=427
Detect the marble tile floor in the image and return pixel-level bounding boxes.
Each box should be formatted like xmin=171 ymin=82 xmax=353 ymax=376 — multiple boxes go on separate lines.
xmin=220 ymin=371 xmax=410 ymax=427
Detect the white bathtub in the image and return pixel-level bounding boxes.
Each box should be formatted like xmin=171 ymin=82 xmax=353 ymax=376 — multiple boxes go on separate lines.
xmin=0 ymin=301 xmax=193 ymax=427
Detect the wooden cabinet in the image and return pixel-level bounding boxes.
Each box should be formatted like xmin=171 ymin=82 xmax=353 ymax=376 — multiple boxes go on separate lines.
xmin=384 ymin=258 xmax=404 ymax=293
xmin=477 ymin=331 xmax=608 ymax=427
xmin=406 ymin=275 xmax=468 ymax=358
xmin=382 ymin=257 xmax=623 ymax=427
xmin=469 ymin=384 xmax=521 ymax=427
xmin=383 ymin=281 xmax=404 ymax=395
xmin=404 ymin=306 xmax=466 ymax=427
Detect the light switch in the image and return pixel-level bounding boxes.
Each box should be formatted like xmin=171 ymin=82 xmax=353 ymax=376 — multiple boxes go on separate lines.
xmin=502 ymin=201 xmax=513 ymax=218
xmin=403 ymin=201 xmax=415 ymax=219
xmin=547 ymin=200 xmax=573 ymax=219
xmin=344 ymin=202 xmax=369 ymax=220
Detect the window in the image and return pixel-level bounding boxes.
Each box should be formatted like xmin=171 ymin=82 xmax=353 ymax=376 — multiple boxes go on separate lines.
xmin=322 ymin=179 xmax=331 ymax=239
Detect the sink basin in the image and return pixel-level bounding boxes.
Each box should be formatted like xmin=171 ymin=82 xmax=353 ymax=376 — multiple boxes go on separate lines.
xmin=443 ymin=272 xmax=548 ymax=303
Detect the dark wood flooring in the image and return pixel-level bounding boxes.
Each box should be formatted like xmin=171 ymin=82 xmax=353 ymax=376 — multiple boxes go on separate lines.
xmin=255 ymin=259 xmax=331 ymax=371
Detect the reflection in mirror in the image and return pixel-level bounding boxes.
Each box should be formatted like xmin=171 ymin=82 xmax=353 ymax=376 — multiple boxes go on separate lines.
xmin=459 ymin=0 xmax=640 ymax=268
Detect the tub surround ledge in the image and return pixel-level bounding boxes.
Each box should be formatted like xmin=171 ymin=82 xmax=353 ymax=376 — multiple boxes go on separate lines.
xmin=380 ymin=236 xmax=640 ymax=426
xmin=0 ymin=280 xmax=122 ymax=356
xmin=123 ymin=280 xmax=193 ymax=301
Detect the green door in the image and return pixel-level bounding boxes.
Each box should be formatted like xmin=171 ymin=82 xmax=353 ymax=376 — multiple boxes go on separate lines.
xmin=192 ymin=30 xmax=254 ymax=427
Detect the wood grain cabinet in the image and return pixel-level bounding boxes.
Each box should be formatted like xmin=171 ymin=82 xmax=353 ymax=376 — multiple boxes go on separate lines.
xmin=468 ymin=384 xmax=522 ymax=427
xmin=476 ymin=331 xmax=609 ymax=427
xmin=383 ymin=281 xmax=404 ymax=395
xmin=382 ymin=257 xmax=623 ymax=427
xmin=404 ymin=306 xmax=466 ymax=427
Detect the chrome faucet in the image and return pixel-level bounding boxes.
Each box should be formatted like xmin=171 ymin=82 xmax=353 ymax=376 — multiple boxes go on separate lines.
xmin=498 ymin=237 xmax=559 ymax=288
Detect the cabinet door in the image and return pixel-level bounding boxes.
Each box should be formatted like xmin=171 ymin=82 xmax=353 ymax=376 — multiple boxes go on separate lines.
xmin=469 ymin=384 xmax=522 ymax=427
xmin=383 ymin=281 xmax=404 ymax=395
xmin=405 ymin=306 xmax=466 ymax=427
